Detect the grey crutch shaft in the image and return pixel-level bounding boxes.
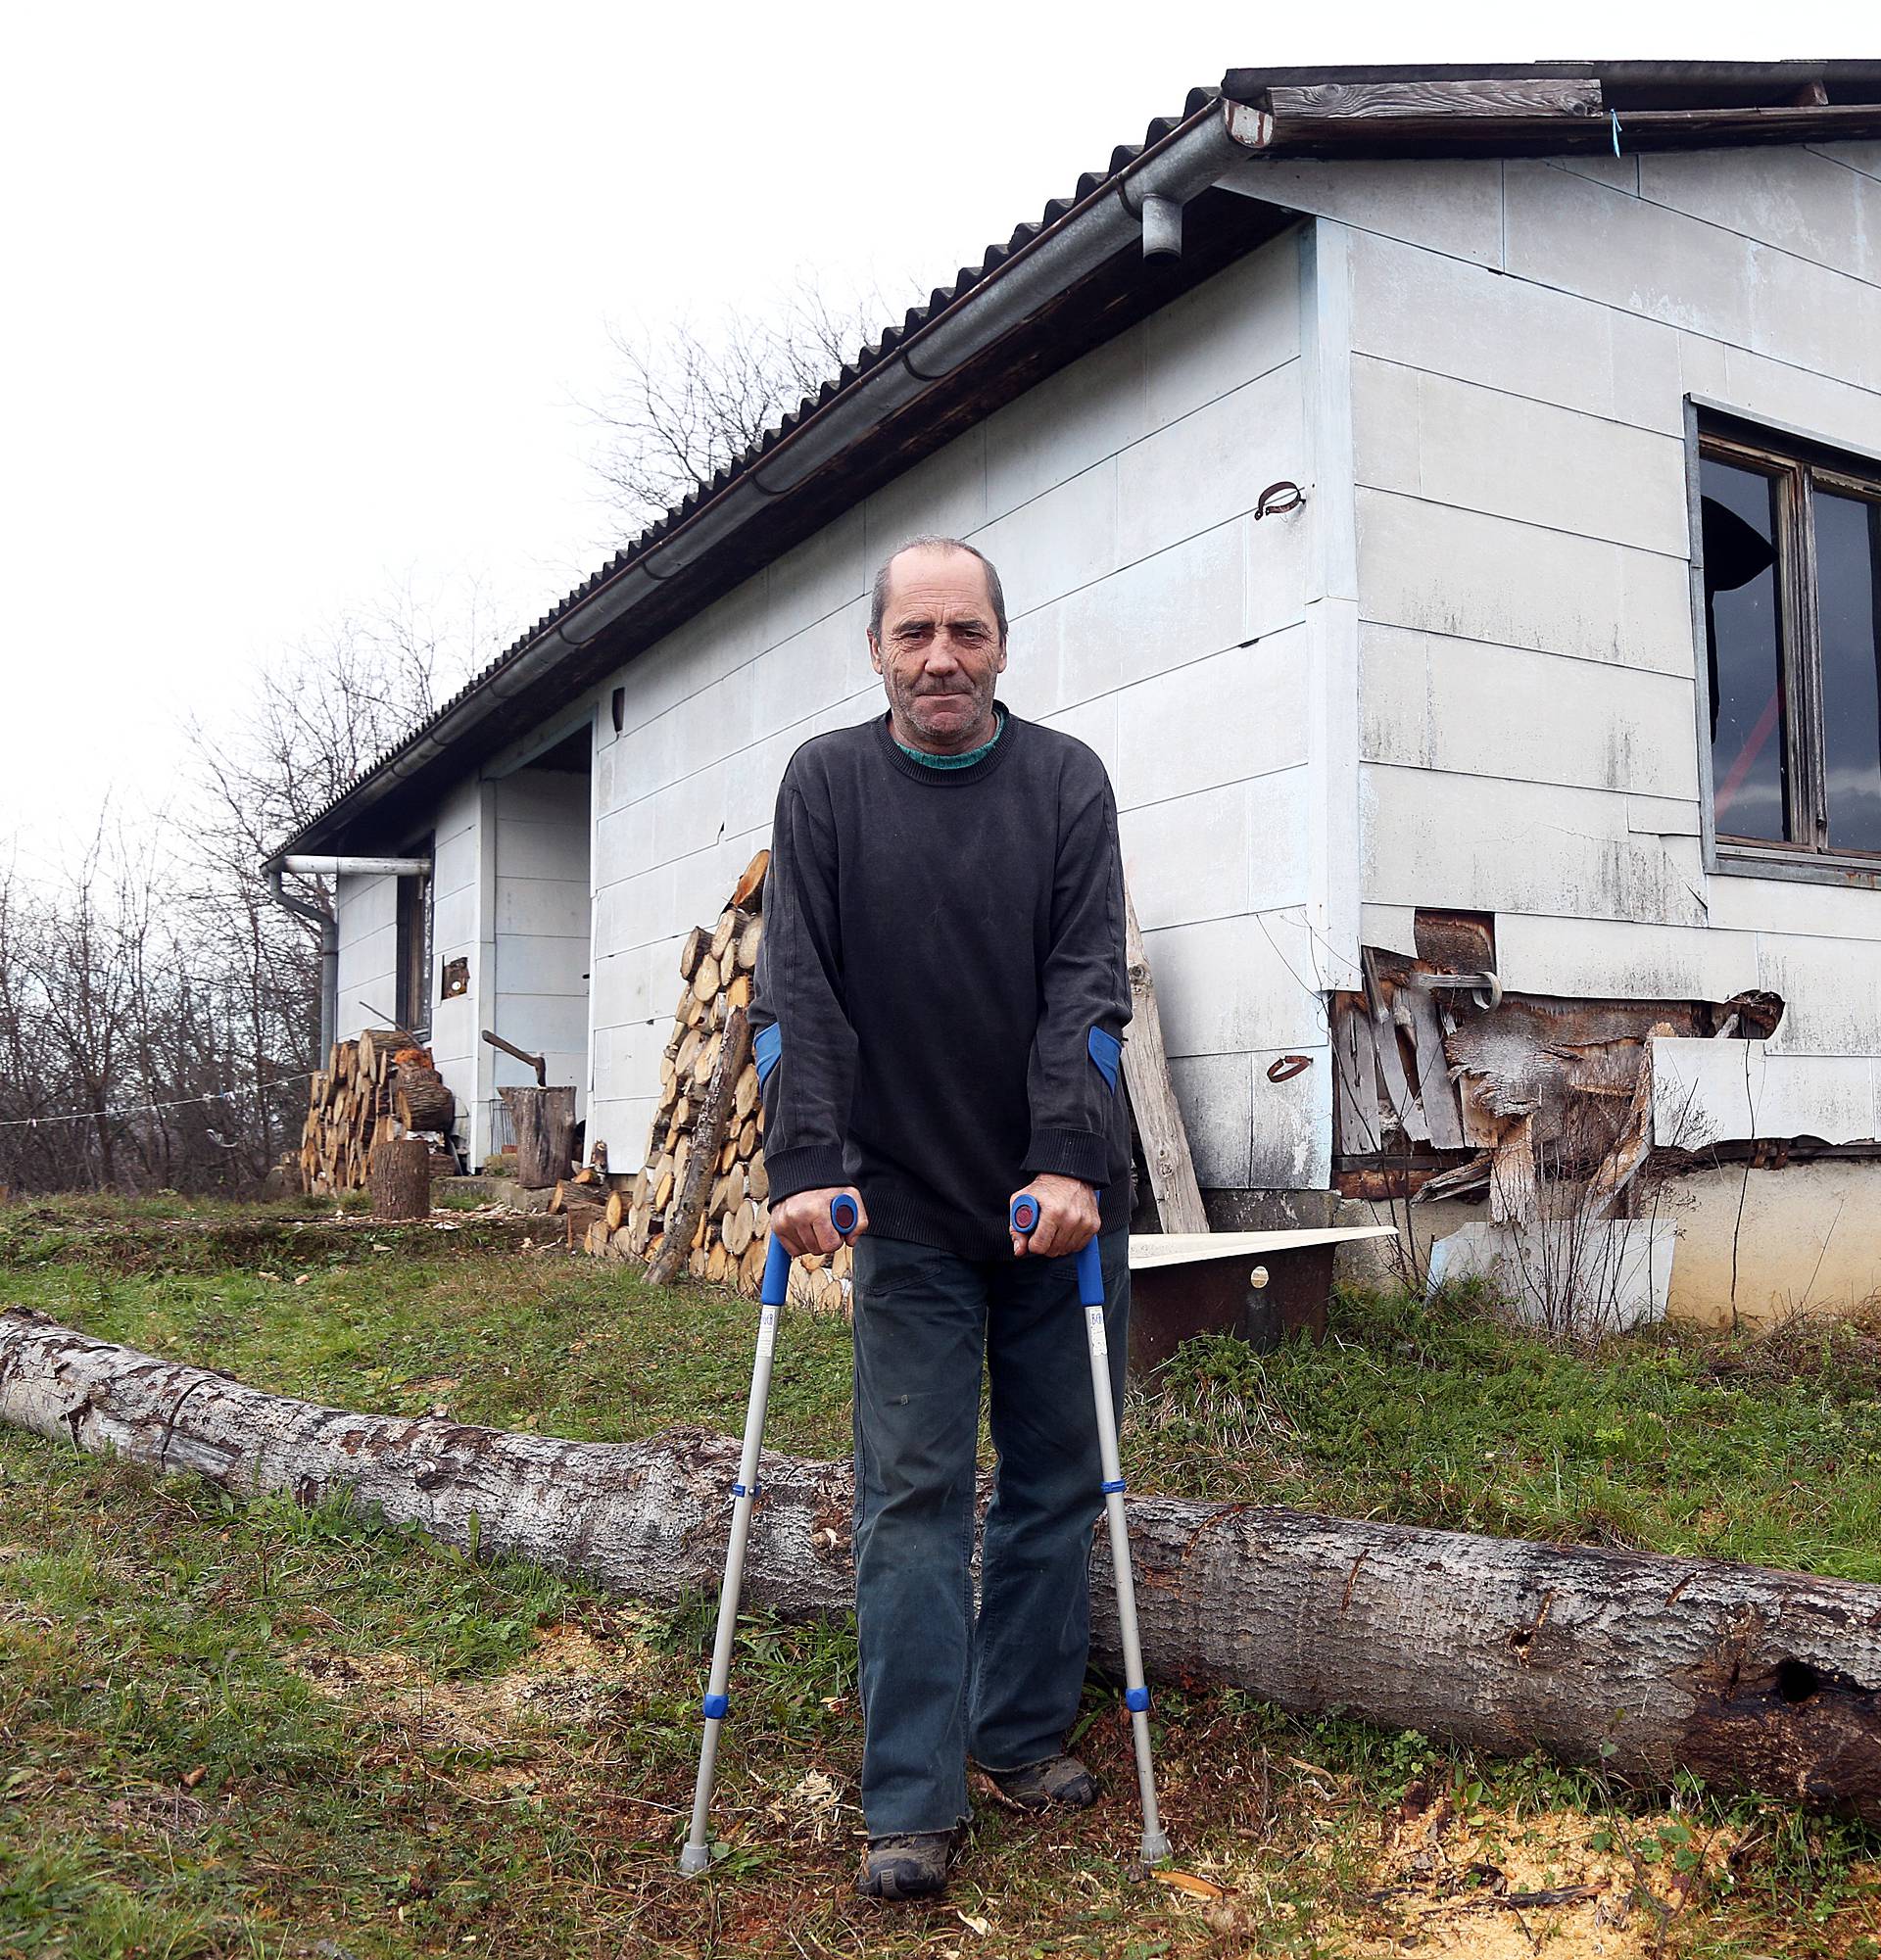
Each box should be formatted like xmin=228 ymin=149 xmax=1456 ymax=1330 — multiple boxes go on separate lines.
xmin=679 ymin=1192 xmax=858 ymax=1876
xmin=1009 ymin=1197 xmax=1170 ymax=1864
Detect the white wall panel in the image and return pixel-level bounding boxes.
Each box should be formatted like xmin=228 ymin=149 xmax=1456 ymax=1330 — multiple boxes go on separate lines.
xmin=1357 ymin=490 xmax=1696 ymax=677
xmin=1359 ymin=623 xmax=1700 ymax=799
xmin=1111 ymin=629 xmax=1311 ymax=812
xmin=1653 ymin=1040 xmax=1878 ymax=1147
xmin=1352 ymin=359 xmax=1689 ymax=555
xmin=1495 ymin=914 xmax=1760 ymax=1002
xmin=1117 ymin=361 xmax=1303 ymax=564
xmin=1361 ymin=764 xmax=1709 ymax=928
xmin=1640 ymin=146 xmax=1877 ymax=283
xmin=1221 ymin=155 xmax=1505 ymax=265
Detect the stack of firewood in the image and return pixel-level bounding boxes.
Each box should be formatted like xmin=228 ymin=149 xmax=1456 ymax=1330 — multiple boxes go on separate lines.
xmin=568 ymin=848 xmax=853 ymax=1315
xmin=298 ymin=1028 xmax=458 ymax=1195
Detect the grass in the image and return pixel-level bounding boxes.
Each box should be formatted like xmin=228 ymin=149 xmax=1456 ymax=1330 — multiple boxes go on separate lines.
xmin=4 ymin=1200 xmax=1881 ymax=1955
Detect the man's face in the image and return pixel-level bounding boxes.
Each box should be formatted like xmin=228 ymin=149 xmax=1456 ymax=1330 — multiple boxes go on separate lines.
xmin=868 ymin=547 xmax=1007 ymax=752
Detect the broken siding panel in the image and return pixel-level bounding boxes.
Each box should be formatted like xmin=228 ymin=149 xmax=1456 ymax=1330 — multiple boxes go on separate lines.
xmin=1361 ymin=765 xmax=1709 ymax=928
xmin=1495 ymin=915 xmax=1760 ymax=1002
xmin=1652 ymin=1039 xmax=1879 ymax=1146
xmin=1352 ymin=358 xmax=1691 ymax=555
xmin=1753 ymin=936 xmax=1881 ymax=1057
xmin=1358 ymin=623 xmax=1701 ymax=799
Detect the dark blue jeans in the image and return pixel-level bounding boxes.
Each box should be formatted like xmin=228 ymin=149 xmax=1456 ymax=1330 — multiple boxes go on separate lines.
xmin=849 ymin=1228 xmax=1130 ymax=1837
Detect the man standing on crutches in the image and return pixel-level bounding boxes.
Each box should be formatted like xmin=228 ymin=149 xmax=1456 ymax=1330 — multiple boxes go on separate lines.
xmin=746 ymin=535 xmax=1153 ymax=1901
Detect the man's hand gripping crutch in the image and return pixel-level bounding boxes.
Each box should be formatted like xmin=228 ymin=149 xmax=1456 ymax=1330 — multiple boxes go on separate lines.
xmin=1009 ymin=1187 xmax=1171 ymax=1867
xmin=680 ymin=1188 xmax=863 ymax=1876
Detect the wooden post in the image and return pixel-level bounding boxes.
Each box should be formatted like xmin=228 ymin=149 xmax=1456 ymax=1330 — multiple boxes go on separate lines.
xmin=367 ymin=1135 xmax=432 ymax=1220
xmin=501 ymin=1085 xmax=579 ymax=1190
xmin=1122 ymin=884 xmax=1209 ymax=1234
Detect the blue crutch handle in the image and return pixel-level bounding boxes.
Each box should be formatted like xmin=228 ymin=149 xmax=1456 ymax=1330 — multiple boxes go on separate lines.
xmin=761 ymin=1192 xmax=859 ymax=1305
xmin=1009 ymin=1194 xmax=1105 ymax=1309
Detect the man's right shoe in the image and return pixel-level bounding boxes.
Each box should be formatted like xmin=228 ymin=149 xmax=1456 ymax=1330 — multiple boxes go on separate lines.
xmin=857 ymin=1826 xmax=966 ymax=1901
xmin=983 ymin=1752 xmax=1101 ymax=1812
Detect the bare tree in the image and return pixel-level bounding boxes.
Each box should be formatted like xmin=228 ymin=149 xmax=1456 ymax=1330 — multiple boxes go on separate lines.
xmin=587 ymin=274 xmax=917 ymax=532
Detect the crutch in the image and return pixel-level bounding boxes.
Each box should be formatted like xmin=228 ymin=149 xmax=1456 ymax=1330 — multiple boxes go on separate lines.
xmin=1009 ymin=1193 xmax=1171 ymax=1865
xmin=680 ymin=1190 xmax=859 ymax=1876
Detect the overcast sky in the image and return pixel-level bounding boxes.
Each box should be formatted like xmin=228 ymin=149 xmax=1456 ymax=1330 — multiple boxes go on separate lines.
xmin=0 ymin=1 xmax=1848 ymax=877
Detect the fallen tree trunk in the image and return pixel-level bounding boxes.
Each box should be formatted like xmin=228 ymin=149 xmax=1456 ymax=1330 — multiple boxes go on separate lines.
xmin=5 ymin=1306 xmax=1879 ymax=1824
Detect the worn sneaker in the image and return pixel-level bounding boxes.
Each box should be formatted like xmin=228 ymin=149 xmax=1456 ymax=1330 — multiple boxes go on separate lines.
xmin=857 ymin=1826 xmax=966 ymax=1900
xmin=983 ymin=1753 xmax=1100 ymax=1812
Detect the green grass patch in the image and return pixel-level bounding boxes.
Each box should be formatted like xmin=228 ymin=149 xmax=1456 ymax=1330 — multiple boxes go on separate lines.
xmin=4 ymin=1426 xmax=1877 ymax=1957
xmin=6 ymin=1201 xmax=1881 ymax=1952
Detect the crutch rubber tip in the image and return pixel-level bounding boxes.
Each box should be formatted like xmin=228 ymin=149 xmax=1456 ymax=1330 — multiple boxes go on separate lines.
xmin=1125 ymin=1686 xmax=1150 ymax=1712
xmin=1140 ymin=1829 xmax=1172 ymax=1864
xmin=701 ymin=1694 xmax=729 ymax=1720
xmin=678 ymin=1842 xmax=711 ymax=1876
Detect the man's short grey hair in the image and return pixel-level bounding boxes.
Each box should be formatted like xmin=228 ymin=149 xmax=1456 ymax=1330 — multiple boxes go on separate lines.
xmin=868 ymin=536 xmax=1008 ymax=644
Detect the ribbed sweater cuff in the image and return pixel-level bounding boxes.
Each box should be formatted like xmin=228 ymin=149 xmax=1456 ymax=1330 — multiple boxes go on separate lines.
xmin=763 ymin=1144 xmax=849 ymax=1203
xmin=1023 ymin=1127 xmax=1110 ymax=1186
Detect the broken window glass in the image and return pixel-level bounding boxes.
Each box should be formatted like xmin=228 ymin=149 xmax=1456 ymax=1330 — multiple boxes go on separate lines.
xmin=1700 ymin=456 xmax=1787 ymax=842
xmin=1814 ymin=487 xmax=1881 ymax=855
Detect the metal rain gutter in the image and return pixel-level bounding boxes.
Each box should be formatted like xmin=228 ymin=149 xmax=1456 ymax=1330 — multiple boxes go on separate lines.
xmin=279 ymin=95 xmax=1273 ymax=841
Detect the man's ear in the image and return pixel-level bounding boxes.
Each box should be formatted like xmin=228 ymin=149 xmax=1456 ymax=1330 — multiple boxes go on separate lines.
xmin=867 ymin=631 xmax=885 ymax=676
xmin=995 ymin=638 xmax=1009 ymax=674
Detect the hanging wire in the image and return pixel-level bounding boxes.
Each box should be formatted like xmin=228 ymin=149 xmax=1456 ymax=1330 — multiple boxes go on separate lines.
xmin=0 ymin=1076 xmax=313 ymax=1129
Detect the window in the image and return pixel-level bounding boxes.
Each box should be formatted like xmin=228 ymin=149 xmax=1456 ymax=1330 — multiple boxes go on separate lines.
xmin=1698 ymin=414 xmax=1881 ymax=871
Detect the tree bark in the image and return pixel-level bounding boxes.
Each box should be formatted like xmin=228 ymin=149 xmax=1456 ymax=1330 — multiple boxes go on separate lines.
xmin=5 ymin=1310 xmax=1881 ymax=1824
xmin=366 ymin=1136 xmax=431 ymax=1220
xmin=500 ymin=1085 xmax=578 ymax=1190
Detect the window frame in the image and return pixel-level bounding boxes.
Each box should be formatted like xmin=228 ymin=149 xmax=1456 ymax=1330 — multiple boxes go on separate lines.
xmin=1686 ymin=397 xmax=1881 ymax=889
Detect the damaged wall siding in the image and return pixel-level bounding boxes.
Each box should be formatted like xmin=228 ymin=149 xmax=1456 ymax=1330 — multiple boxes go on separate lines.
xmin=1342 ymin=146 xmax=1881 ymax=1152
xmin=584 ymin=226 xmax=1327 ymax=1182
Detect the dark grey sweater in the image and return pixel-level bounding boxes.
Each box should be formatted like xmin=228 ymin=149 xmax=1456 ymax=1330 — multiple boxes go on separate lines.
xmin=750 ymin=707 xmax=1133 ymax=1260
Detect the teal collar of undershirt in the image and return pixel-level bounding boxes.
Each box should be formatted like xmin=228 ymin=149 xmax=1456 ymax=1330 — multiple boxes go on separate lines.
xmin=893 ymin=703 xmax=1008 ymax=770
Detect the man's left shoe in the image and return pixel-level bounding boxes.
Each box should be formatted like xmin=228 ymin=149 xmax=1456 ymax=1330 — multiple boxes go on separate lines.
xmin=982 ymin=1753 xmax=1101 ymax=1812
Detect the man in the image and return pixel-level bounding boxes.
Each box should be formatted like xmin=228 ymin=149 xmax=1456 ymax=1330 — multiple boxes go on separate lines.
xmin=750 ymin=536 xmax=1133 ymax=1901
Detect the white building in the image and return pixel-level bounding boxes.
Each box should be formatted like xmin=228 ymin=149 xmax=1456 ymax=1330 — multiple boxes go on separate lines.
xmin=271 ymin=63 xmax=1881 ymax=1326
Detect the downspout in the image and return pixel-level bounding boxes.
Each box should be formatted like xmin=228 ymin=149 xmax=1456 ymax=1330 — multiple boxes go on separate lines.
xmin=265 ymin=867 xmax=340 ymax=1062
xmin=264 ymin=854 xmax=431 ymax=1060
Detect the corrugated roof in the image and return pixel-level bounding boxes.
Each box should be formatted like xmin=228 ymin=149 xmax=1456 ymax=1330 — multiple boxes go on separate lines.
xmin=272 ymin=59 xmax=1881 ymax=861
xmin=270 ymin=88 xmax=1221 ymax=860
